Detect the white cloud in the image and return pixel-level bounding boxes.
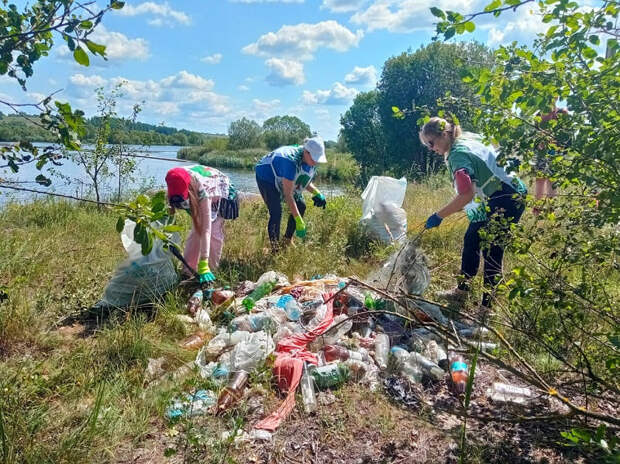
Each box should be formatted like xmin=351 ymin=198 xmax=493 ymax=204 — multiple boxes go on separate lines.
xmin=242 ymin=20 xmax=363 ymax=61
xmin=160 ymin=70 xmax=214 ymax=90
xmin=486 ymin=7 xmax=548 ymax=46
xmin=344 ymin=65 xmax=377 ymax=86
xmin=69 ymin=74 xmax=107 ymax=87
xmin=230 ymin=0 xmax=303 ymax=2
xmin=116 ymin=2 xmax=191 ymax=26
xmin=265 ymin=58 xmax=305 ymax=86
xmin=67 ymin=71 xmax=229 ymax=117
xmin=88 ymin=25 xmax=150 ymax=61
xmin=201 ymin=53 xmax=223 ymax=64
xmin=252 ymin=98 xmax=281 ymax=114
xmin=351 ymin=0 xmax=475 ymax=33
xmin=238 ymin=84 xmax=250 ymax=91
xmin=321 ymin=0 xmax=369 ymax=13
xmin=302 ymin=82 xmax=358 ymax=105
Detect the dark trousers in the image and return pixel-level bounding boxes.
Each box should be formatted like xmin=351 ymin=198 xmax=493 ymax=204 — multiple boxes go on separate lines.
xmin=256 ymin=175 xmax=306 ymax=244
xmin=459 ymin=183 xmax=525 ymax=304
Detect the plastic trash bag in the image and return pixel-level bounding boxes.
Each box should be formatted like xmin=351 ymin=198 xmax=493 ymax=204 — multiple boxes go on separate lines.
xmin=231 ymin=331 xmax=275 ymax=371
xmin=95 ymin=220 xmax=179 ymax=308
xmin=360 ymin=176 xmax=408 ymax=244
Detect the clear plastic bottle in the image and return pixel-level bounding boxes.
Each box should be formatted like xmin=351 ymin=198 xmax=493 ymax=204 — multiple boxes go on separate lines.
xmin=242 ymin=281 xmax=276 ymax=312
xmin=229 ymin=314 xmax=272 ymax=332
xmin=322 ymin=345 xmax=365 ymax=363
xmin=276 ymin=295 xmax=301 ymax=321
xmin=179 ymin=331 xmax=207 ymax=350
xmin=422 ymin=340 xmax=448 ymax=371
xmin=323 ymin=315 xmax=353 ymax=345
xmin=487 ymin=382 xmax=531 ymax=404
xmin=300 ymin=363 xmax=318 ymax=413
xmin=187 ymin=289 xmax=203 ymax=315
xmin=408 ymin=352 xmax=445 ymax=381
xmin=216 ymin=370 xmax=249 ymax=414
xmin=374 ymin=333 xmax=390 ymax=369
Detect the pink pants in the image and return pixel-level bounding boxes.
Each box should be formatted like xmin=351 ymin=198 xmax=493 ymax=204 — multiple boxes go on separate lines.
xmin=183 ymin=215 xmax=225 ymax=271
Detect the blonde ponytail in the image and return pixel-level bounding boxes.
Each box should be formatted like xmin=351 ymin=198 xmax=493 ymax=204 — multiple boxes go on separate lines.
xmin=420 ymin=116 xmax=462 ymax=144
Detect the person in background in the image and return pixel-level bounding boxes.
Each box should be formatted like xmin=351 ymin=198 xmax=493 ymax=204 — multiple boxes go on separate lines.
xmin=419 ymin=117 xmax=527 ymax=314
xmin=166 ymin=165 xmax=234 ymax=283
xmin=534 ymin=102 xmax=569 ymax=212
xmin=255 ymin=136 xmax=328 ymax=251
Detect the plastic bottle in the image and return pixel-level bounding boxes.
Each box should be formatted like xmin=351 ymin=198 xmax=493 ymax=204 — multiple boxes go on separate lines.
xmin=229 ymin=314 xmax=273 ymax=333
xmin=242 ymin=281 xmax=276 ymax=312
xmin=487 ymin=382 xmax=532 ymax=405
xmin=448 ymin=352 xmax=469 ymax=394
xmin=408 ymin=352 xmax=445 ymax=381
xmin=311 ymin=363 xmax=350 ymax=389
xmin=205 ymin=330 xmax=251 ymax=358
xmin=187 ymin=289 xmax=203 ymax=315
xmin=390 ymin=345 xmax=410 ymax=363
xmin=374 ymin=333 xmax=390 ymax=369
xmin=323 ymin=315 xmax=353 ymax=345
xmin=401 ymin=358 xmax=424 ymax=383
xmin=276 ymin=295 xmax=301 ymax=321
xmin=216 ymin=370 xmax=249 ymax=414
xmin=179 ymin=331 xmax=207 ymax=350
xmin=458 ymin=327 xmax=491 ymax=340
xmin=422 ymin=340 xmax=448 ymax=370
xmin=300 ymin=363 xmax=318 ymax=413
xmin=322 ymin=345 xmax=365 ymax=363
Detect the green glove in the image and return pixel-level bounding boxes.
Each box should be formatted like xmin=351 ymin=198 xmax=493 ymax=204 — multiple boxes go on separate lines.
xmin=197 ymin=259 xmax=216 ymax=283
xmin=312 ymin=192 xmax=327 ymax=209
xmin=294 ymin=216 xmax=306 ymax=238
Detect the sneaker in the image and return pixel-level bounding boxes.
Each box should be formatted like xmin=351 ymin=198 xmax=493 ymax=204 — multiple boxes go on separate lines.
xmin=435 ymin=287 xmax=469 ymax=306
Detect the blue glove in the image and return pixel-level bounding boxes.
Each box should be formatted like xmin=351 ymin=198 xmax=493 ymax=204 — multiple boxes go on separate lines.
xmin=425 ymin=212 xmax=443 ymax=229
xmin=312 ymin=192 xmax=327 ymax=209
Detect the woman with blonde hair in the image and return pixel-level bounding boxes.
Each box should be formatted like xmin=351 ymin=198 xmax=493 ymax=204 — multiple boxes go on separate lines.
xmin=165 ymin=164 xmax=237 ymax=283
xmin=419 ymin=117 xmax=527 ymax=313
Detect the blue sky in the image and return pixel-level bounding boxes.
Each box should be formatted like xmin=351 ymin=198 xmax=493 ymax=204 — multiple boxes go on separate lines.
xmin=1 ymin=1 xmax=547 ymax=140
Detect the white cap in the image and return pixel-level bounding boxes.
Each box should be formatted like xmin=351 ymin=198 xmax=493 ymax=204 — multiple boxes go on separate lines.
xmin=303 ymin=136 xmax=327 ymax=164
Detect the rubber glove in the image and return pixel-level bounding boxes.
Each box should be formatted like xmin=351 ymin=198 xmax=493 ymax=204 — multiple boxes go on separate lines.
xmin=295 ymin=216 xmax=306 ymax=238
xmin=425 ymin=212 xmax=443 ymax=229
xmin=197 ymin=258 xmax=216 ymax=283
xmin=312 ymin=192 xmax=327 ymax=209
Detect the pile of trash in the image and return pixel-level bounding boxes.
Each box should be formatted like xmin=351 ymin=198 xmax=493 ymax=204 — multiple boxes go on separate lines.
xmin=161 ymin=269 xmax=536 ymax=439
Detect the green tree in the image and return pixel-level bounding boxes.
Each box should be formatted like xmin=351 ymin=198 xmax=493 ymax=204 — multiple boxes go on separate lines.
xmin=228 ymin=117 xmax=263 ymax=149
xmin=428 ymin=0 xmax=620 ymax=438
xmin=378 ymin=41 xmax=493 ymax=176
xmin=262 ymin=115 xmax=311 ymax=150
xmin=0 ymin=0 xmax=123 ymax=186
xmin=340 ymin=90 xmax=387 ymax=182
xmin=64 ymin=85 xmax=139 ymax=204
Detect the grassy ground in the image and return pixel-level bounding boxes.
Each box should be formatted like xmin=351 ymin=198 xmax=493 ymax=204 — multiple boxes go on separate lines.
xmin=178 ymin=146 xmax=361 ymax=183
xmin=1 ymin=176 xmax=584 ymax=463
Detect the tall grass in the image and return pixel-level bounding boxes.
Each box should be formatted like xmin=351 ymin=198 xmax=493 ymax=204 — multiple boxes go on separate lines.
xmin=0 ymin=173 xmax=470 ymax=461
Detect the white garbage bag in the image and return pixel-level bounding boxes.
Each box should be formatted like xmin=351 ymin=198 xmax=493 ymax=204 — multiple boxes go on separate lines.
xmin=360 ymin=176 xmax=408 ymax=244
xmin=95 ymin=220 xmax=179 ymax=308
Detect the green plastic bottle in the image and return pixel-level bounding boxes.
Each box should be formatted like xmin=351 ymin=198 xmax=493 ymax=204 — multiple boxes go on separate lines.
xmin=242 ymin=280 xmax=276 ymax=312
xmin=311 ymin=363 xmax=350 ymax=389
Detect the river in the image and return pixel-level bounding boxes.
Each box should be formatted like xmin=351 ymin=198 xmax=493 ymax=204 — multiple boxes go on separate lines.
xmin=0 ymin=143 xmax=343 ymax=206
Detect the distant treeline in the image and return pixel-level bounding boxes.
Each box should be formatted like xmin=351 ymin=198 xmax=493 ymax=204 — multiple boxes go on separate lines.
xmin=0 ymin=113 xmax=220 ymax=146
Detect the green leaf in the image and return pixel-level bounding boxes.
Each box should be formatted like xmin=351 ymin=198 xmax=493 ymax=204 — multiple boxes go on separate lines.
xmin=110 ymin=1 xmax=125 ymax=9
xmin=80 ymin=20 xmax=93 ymax=29
xmin=444 ymin=27 xmax=456 ymax=39
xmin=35 ymin=174 xmax=52 ymax=187
xmin=116 ymin=217 xmax=125 ymax=233
xmin=85 ymin=40 xmax=106 ymax=58
xmin=588 ymin=35 xmax=600 ymax=45
xmin=73 ymin=47 xmax=89 ymax=66
xmin=430 ymin=7 xmax=446 ymax=19
xmin=163 ymin=225 xmax=183 ymax=233
xmin=464 ymin=21 xmax=475 ymax=32
xmin=484 ymin=0 xmax=502 ymax=12
xmin=141 ymin=233 xmax=153 ymax=255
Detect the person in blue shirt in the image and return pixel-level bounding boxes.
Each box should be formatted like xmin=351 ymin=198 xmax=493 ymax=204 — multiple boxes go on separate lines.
xmin=255 ymin=136 xmax=328 ymax=250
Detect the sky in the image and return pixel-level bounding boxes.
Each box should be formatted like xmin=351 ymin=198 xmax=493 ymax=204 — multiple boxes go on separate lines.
xmin=0 ymin=0 xmax=550 ymax=141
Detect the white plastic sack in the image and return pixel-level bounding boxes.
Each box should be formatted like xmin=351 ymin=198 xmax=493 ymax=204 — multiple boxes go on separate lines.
xmin=360 ymin=176 xmax=407 ymax=244
xmin=95 ymin=220 xmax=179 ymax=308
